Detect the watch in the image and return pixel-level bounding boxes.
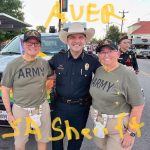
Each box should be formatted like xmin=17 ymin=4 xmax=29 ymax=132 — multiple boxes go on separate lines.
xmin=127 ymin=129 xmax=136 ymax=137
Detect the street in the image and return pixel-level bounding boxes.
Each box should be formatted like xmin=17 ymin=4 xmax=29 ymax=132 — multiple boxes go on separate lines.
xmin=0 ymin=59 xmax=150 ymax=150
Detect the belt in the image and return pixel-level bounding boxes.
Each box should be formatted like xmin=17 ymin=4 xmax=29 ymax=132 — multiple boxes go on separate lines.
xmin=99 ymin=113 xmax=129 ymax=127
xmin=57 ymin=96 xmax=92 ymax=105
xmin=14 ymin=104 xmax=42 ymax=115
xmin=91 ymin=106 xmax=129 ymax=127
xmin=91 ymin=106 xmax=129 ymax=119
xmin=98 ymin=112 xmax=129 ymax=119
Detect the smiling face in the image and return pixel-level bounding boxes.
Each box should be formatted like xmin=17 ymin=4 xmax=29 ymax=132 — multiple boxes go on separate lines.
xmin=23 ymin=38 xmax=41 ymax=59
xmin=98 ymin=47 xmax=120 ymax=68
xmin=67 ymin=33 xmax=86 ymax=54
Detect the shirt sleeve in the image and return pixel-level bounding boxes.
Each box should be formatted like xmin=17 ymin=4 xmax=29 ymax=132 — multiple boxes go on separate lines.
xmin=1 ymin=63 xmax=14 ymax=88
xmin=48 ymin=55 xmax=56 ymax=70
xmin=125 ymin=71 xmax=145 ymax=106
xmin=93 ymin=56 xmax=101 ymax=74
xmin=132 ymin=53 xmax=139 ymax=71
xmin=45 ymin=60 xmax=54 ymax=77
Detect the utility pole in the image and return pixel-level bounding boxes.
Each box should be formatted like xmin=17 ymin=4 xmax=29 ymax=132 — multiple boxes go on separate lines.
xmin=107 ymin=22 xmax=110 ymax=31
xmin=58 ymin=0 xmax=61 ymax=31
xmin=119 ymin=10 xmax=128 ymax=33
xmin=105 ymin=22 xmax=110 ymax=37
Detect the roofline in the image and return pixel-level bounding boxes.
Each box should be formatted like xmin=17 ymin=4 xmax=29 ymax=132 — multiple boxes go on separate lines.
xmin=0 ymin=13 xmax=32 ymax=27
xmin=128 ymin=21 xmax=150 ymax=28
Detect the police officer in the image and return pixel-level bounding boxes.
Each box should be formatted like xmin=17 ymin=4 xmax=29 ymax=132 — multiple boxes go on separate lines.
xmin=118 ymin=36 xmax=139 ymax=74
xmin=48 ymin=22 xmax=100 ymax=150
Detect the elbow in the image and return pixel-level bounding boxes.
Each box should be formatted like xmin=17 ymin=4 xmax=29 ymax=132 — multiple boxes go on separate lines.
xmin=132 ymin=104 xmax=145 ymax=113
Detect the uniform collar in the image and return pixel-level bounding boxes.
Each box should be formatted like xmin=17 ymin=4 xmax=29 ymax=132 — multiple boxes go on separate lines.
xmin=67 ymin=50 xmax=85 ymax=60
xmin=120 ymin=49 xmax=129 ymax=54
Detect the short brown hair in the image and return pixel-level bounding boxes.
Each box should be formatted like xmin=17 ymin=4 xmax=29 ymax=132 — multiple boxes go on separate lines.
xmin=118 ymin=35 xmax=128 ymax=44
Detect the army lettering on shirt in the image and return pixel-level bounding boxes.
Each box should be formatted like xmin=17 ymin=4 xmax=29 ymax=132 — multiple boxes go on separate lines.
xmin=90 ymin=65 xmax=144 ymax=114
xmin=18 ymin=67 xmax=45 ymax=79
xmin=1 ymin=56 xmax=53 ymax=107
xmin=91 ymin=77 xmax=114 ymax=92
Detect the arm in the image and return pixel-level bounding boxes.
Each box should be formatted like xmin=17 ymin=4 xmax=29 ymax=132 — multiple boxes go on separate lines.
xmin=48 ymin=55 xmax=56 ymax=70
xmin=45 ymin=57 xmax=55 ymax=89
xmin=121 ymin=71 xmax=144 ymax=148
xmin=46 ymin=74 xmax=56 ymax=90
xmin=128 ymin=104 xmax=144 ymax=133
xmin=2 ymin=86 xmax=11 ymax=113
xmin=1 ymin=86 xmax=16 ymax=125
xmin=132 ymin=53 xmax=139 ymax=74
xmin=47 ymin=73 xmax=56 ymax=80
xmin=121 ymin=104 xmax=144 ymax=148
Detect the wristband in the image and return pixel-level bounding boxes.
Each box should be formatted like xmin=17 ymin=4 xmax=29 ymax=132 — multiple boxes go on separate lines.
xmin=127 ymin=129 xmax=136 ymax=137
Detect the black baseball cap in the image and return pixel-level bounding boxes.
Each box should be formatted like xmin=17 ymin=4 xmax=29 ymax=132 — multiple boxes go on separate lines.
xmin=96 ymin=44 xmax=118 ymax=53
xmin=23 ymin=30 xmax=41 ymax=43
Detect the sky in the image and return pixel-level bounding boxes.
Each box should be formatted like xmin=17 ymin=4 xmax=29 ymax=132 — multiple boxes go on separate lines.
xmin=21 ymin=0 xmax=150 ymax=39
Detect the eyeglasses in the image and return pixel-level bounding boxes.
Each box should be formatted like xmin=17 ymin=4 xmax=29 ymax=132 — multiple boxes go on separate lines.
xmin=26 ymin=41 xmax=41 ymax=47
xmin=99 ymin=50 xmax=118 ymax=55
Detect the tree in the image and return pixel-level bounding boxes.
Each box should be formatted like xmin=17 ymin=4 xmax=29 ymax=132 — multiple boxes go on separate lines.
xmin=91 ymin=38 xmax=103 ymax=44
xmin=105 ymin=25 xmax=120 ymax=44
xmin=91 ymin=38 xmax=98 ymax=44
xmin=36 ymin=26 xmax=46 ymax=33
xmin=0 ymin=0 xmax=25 ymax=43
xmin=0 ymin=0 xmax=24 ymax=21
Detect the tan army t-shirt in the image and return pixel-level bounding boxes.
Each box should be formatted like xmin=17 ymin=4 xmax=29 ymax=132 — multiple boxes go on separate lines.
xmin=90 ymin=64 xmax=144 ymax=115
xmin=1 ymin=56 xmax=52 ymax=108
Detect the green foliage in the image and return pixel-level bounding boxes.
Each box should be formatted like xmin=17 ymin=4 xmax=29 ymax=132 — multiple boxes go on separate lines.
xmin=91 ymin=38 xmax=98 ymax=44
xmin=91 ymin=38 xmax=103 ymax=44
xmin=0 ymin=31 xmax=19 ymax=42
xmin=0 ymin=0 xmax=25 ymax=42
xmin=36 ymin=26 xmax=46 ymax=33
xmin=105 ymin=25 xmax=120 ymax=44
xmin=0 ymin=0 xmax=24 ymax=21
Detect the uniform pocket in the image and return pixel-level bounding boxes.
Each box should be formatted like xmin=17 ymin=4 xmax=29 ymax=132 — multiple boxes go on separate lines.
xmin=55 ymin=69 xmax=67 ymax=85
xmin=78 ymin=69 xmax=92 ymax=86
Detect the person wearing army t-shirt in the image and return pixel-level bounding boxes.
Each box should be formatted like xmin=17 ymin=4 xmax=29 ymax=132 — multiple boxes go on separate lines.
xmin=90 ymin=44 xmax=144 ymax=150
xmin=118 ymin=36 xmax=139 ymax=74
xmin=1 ymin=30 xmax=52 ymax=150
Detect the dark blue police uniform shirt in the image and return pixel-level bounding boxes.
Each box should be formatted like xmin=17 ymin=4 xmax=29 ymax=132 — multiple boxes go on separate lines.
xmin=48 ymin=50 xmax=100 ymax=99
xmin=118 ymin=50 xmax=139 ymax=71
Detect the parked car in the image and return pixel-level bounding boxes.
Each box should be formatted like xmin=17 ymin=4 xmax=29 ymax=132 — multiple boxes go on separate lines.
xmin=135 ymin=48 xmax=150 ymax=59
xmin=0 ymin=32 xmax=67 ymax=127
xmin=132 ymin=37 xmax=150 ymax=59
